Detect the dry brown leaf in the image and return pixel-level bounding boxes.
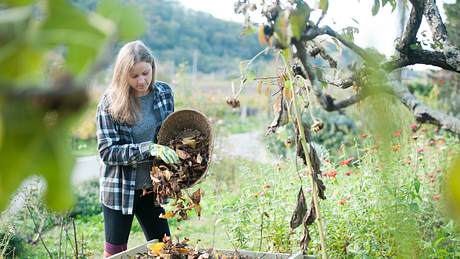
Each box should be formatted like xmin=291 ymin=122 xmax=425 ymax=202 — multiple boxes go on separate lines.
xmin=257 ymin=80 xmax=263 ymax=94
xmin=191 ymin=188 xmax=202 ymax=204
xmin=194 ymin=204 xmax=202 ymax=218
xmin=182 ymin=137 xmax=197 ymax=148
xmin=176 ymin=149 xmax=191 ymax=160
xmin=290 ymin=187 xmax=307 ymax=230
xmin=196 ymin=153 xmax=203 ymax=164
xmin=258 ymin=24 xmax=267 ymax=45
xmin=159 ymin=211 xmax=176 ymax=219
xmin=163 ymin=170 xmax=172 ymax=181
xmin=264 ymin=83 xmax=271 ymax=96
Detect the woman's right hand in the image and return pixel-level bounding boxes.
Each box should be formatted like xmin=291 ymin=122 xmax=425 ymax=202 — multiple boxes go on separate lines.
xmin=148 ymin=143 xmax=180 ymax=164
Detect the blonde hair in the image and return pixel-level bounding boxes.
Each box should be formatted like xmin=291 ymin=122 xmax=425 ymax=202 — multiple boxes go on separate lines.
xmin=107 ymin=40 xmax=156 ymax=125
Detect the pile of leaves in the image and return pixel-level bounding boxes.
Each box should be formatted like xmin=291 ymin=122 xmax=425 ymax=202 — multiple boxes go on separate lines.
xmin=144 ymin=129 xmax=209 ymax=220
xmin=134 ymin=235 xmax=210 ymax=259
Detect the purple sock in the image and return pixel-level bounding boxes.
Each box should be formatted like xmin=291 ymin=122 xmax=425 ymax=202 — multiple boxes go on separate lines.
xmin=105 ymin=242 xmax=127 ymax=255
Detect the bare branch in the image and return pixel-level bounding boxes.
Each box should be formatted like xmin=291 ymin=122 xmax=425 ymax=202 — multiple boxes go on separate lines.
xmin=293 ymin=43 xmax=367 ymax=111
xmin=318 ymin=78 xmax=354 ymax=89
xmin=301 ymin=25 xmax=370 ymax=61
xmin=390 ymin=81 xmax=460 ymax=134
xmin=26 ymin=205 xmax=53 ymax=258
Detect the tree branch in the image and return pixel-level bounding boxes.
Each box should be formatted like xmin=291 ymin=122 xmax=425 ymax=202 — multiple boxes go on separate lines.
xmin=423 ymin=0 xmax=460 ymax=71
xmin=384 ymin=48 xmax=460 ymax=73
xmin=396 ymin=0 xmax=425 ymax=53
xmin=390 ymin=80 xmax=460 ymax=134
xmin=301 ymin=25 xmax=369 ymax=61
xmin=293 ymin=42 xmax=368 ymax=112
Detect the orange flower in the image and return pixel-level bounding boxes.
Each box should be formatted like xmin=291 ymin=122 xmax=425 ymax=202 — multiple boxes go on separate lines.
xmin=323 ymin=170 xmax=338 ymax=179
xmin=393 ymin=130 xmax=402 ymax=137
xmin=340 ymin=158 xmax=353 ymax=166
xmin=344 ymin=170 xmax=352 ymax=176
xmin=338 ymin=198 xmax=347 ymax=205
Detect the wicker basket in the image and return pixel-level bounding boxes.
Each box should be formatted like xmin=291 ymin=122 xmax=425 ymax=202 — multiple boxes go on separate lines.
xmin=157 ymin=109 xmax=213 ymax=188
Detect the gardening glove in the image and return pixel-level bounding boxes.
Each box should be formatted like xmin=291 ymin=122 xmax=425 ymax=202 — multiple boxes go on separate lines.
xmin=147 ymin=143 xmax=180 ymax=164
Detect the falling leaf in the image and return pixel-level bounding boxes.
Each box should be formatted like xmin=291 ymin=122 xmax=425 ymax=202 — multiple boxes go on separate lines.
xmin=194 ymin=204 xmax=202 ymax=218
xmin=159 ymin=211 xmax=176 ymax=219
xmin=191 ymin=188 xmax=202 ymax=204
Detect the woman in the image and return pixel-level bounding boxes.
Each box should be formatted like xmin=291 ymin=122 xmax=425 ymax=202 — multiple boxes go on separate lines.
xmin=96 ymin=40 xmax=180 ymax=257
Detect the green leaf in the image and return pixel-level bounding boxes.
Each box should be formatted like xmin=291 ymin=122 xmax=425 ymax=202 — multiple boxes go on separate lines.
xmin=2 ymin=0 xmax=36 ymax=7
xmin=281 ymin=48 xmax=291 ymax=62
xmin=413 ymin=178 xmax=420 ymax=194
xmin=39 ymin=0 xmax=109 ymax=75
xmin=372 ymin=0 xmax=380 ymax=16
xmin=289 ymin=0 xmax=310 ymax=40
xmin=447 ymin=154 xmax=460 ymax=219
xmin=284 ymin=79 xmax=293 ymax=90
xmin=97 ymin=0 xmax=145 ymax=41
xmin=246 ymin=69 xmax=256 ymax=82
xmin=319 ymin=0 xmax=329 ymax=13
xmin=274 ymin=10 xmax=290 ymax=49
xmin=0 ymin=43 xmax=44 ymax=85
xmin=0 ymin=99 xmax=78 ymax=212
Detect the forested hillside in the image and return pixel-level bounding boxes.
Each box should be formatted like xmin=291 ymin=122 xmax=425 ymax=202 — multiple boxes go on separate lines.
xmin=71 ymin=0 xmax=261 ymax=73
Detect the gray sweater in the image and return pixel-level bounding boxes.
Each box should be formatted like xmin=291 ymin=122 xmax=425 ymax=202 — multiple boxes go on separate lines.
xmin=132 ymin=90 xmax=157 ymax=190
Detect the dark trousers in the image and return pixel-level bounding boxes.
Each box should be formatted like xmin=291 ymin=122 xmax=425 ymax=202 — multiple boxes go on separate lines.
xmin=103 ymin=190 xmax=170 ymax=249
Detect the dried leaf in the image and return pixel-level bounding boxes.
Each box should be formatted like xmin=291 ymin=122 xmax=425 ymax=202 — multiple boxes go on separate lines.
xmin=194 ymin=204 xmax=202 ymax=218
xmin=264 ymin=83 xmax=271 ymax=96
xmin=258 ymin=24 xmax=267 ymax=45
xmin=182 ymin=137 xmax=197 ymax=148
xmin=304 ymin=202 xmax=317 ymax=226
xmin=300 ymin=227 xmax=311 ymax=253
xmin=159 ymin=211 xmax=176 ymax=219
xmin=290 ymin=187 xmax=307 ymax=229
xmin=146 ymin=242 xmax=165 ymax=256
xmin=191 ymin=188 xmax=202 ymax=204
xmin=163 ymin=170 xmax=171 ymax=181
xmin=196 ymin=153 xmax=203 ymax=164
xmin=176 ymin=149 xmax=191 ymax=160
xmin=257 ymin=80 xmax=263 ymax=95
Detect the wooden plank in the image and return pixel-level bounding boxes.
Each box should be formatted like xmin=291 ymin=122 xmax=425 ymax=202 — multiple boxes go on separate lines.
xmin=108 ymin=241 xmax=316 ymax=259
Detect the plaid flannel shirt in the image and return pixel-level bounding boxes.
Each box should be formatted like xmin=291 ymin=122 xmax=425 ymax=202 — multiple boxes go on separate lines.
xmin=96 ymin=81 xmax=174 ymax=215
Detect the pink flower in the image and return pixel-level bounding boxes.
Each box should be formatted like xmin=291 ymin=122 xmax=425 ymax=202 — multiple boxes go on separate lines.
xmin=344 ymin=170 xmax=352 ymax=176
xmin=393 ymin=130 xmax=402 ymax=137
xmin=416 ymin=148 xmax=424 ymax=153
